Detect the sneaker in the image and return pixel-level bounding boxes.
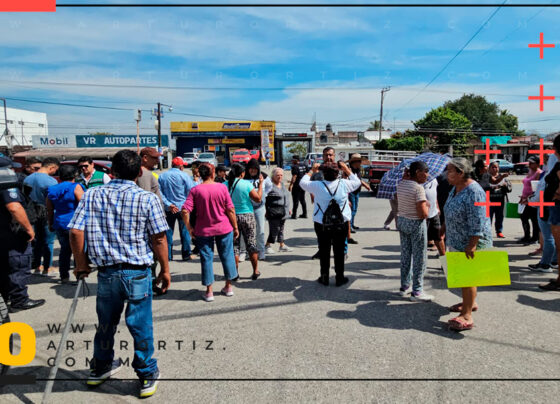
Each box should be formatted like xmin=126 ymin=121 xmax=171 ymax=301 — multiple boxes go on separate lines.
xmin=202 ymin=292 xmax=214 ymax=302
xmin=528 ymin=263 xmax=553 ymax=273
xmin=497 ymin=232 xmax=505 ymax=238
xmin=87 ymin=360 xmax=123 ymax=386
xmin=399 ymin=286 xmax=412 ymax=297
xmin=299 ymin=214 xmax=308 ymax=219
xmin=311 ymin=251 xmax=320 ymax=260
xmin=383 ymin=225 xmax=391 ymax=230
xmin=266 ymin=246 xmax=276 ymax=255
xmin=410 ymin=291 xmax=434 ymax=302
xmin=551 ymin=262 xmax=558 ymax=269
xmin=238 ymin=252 xmax=246 ymax=262
xmin=335 ymin=276 xmax=349 ymax=287
xmin=279 ymin=245 xmax=293 ymax=252
xmin=348 ymin=238 xmax=358 ymax=245
xmin=350 ymin=228 xmax=356 ymax=234
xmin=139 ymin=370 xmax=160 ymax=398
xmin=221 ymin=286 xmax=234 ymax=297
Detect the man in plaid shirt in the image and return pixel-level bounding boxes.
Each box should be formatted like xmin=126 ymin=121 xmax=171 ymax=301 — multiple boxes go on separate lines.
xmin=69 ymin=150 xmax=170 ymax=398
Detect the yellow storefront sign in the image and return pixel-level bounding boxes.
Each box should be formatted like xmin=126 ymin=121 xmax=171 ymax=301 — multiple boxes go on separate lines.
xmin=171 ymin=120 xmax=275 ymax=133
xmin=222 ymin=138 xmax=245 ymax=144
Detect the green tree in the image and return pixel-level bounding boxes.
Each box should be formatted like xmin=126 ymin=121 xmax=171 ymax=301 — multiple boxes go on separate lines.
xmin=499 ymin=110 xmax=524 ymax=136
xmin=367 ymin=120 xmax=382 ymax=131
xmin=375 ymin=136 xmax=425 ymax=152
xmin=413 ymin=106 xmax=472 ymax=154
xmin=286 ymin=142 xmax=307 ymax=158
xmin=443 ymin=94 xmax=503 ymax=133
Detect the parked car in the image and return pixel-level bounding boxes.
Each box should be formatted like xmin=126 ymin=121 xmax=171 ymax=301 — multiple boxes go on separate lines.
xmin=232 ymin=149 xmax=252 ymax=164
xmin=492 ymin=159 xmax=514 ymax=173
xmin=196 ymin=152 xmax=218 ymax=167
xmin=57 ymin=160 xmax=113 ymax=182
xmin=514 ymin=162 xmax=529 ymax=175
xmin=182 ymin=152 xmax=198 ymax=167
xmin=249 ymin=150 xmax=260 ymax=161
xmin=304 ymin=153 xmax=322 ymax=169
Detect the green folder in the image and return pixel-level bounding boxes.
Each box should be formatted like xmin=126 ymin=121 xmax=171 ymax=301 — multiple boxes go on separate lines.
xmin=445 ymin=251 xmax=510 ymax=288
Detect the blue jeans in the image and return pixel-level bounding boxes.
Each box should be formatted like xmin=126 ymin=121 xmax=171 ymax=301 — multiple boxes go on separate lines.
xmin=33 ymin=222 xmax=55 ymax=270
xmin=254 ymin=205 xmax=266 ymax=255
xmin=397 ymin=216 xmax=427 ymax=293
xmin=55 ymin=229 xmax=72 ymax=279
xmin=93 ymin=267 xmax=157 ymax=378
xmin=195 ymin=231 xmax=238 ymax=286
xmin=538 ymin=214 xmax=557 ymax=265
xmin=165 ymin=211 xmax=191 ymax=260
xmin=349 ymin=192 xmax=360 ymax=229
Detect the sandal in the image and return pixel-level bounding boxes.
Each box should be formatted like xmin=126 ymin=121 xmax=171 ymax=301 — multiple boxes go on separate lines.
xmin=449 ymin=303 xmax=478 ymax=312
xmin=448 ymin=317 xmax=474 ymax=331
xmin=538 ymin=280 xmax=560 ymax=291
xmin=251 ymin=272 xmax=261 ymax=281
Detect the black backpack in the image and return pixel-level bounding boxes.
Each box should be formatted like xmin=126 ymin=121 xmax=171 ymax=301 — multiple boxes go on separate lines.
xmin=319 ymin=181 xmax=346 ymax=229
xmin=9 ymin=185 xmax=46 ymax=236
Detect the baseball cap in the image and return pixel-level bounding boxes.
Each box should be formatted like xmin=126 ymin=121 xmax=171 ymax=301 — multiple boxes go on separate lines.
xmin=172 ymin=156 xmax=186 ymax=166
xmin=140 ymin=147 xmax=163 ymax=158
xmin=0 ymin=156 xmax=22 ymax=168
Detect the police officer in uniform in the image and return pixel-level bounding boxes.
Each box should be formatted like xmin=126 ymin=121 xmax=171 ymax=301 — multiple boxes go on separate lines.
xmin=288 ymin=155 xmax=308 ymax=219
xmin=0 ymin=156 xmax=45 ymax=313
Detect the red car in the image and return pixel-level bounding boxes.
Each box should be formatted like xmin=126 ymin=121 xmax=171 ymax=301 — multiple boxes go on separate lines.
xmin=249 ymin=150 xmax=260 ymax=161
xmin=232 ymin=149 xmax=251 ymax=164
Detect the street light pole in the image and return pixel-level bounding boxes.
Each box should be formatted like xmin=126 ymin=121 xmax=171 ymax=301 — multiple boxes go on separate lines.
xmin=1 ymin=98 xmax=14 ymax=155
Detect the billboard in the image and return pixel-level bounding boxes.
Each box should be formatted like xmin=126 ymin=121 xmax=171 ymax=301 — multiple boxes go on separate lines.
xmin=32 ymin=135 xmax=169 ymax=149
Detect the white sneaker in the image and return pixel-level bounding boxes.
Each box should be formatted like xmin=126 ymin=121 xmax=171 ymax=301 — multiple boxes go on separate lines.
xmin=259 ymin=251 xmax=266 ymax=260
xmin=238 ymin=252 xmax=246 ymax=262
xmin=409 ymin=291 xmax=434 ymax=302
xmin=279 ymin=245 xmax=293 ymax=252
xmin=399 ymin=286 xmax=412 ymax=296
xmin=266 ymin=246 xmax=276 ymax=255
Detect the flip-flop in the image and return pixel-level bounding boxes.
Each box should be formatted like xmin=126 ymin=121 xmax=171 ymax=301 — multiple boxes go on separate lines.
xmin=251 ymin=272 xmax=261 ymax=281
xmin=448 ymin=317 xmax=474 ymax=331
xmin=449 ymin=303 xmax=478 ymax=312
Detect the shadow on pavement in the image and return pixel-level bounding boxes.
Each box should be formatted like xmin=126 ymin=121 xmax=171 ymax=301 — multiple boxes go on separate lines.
xmin=327 ymin=300 xmax=463 ymax=340
xmin=517 ymin=294 xmax=560 ymax=312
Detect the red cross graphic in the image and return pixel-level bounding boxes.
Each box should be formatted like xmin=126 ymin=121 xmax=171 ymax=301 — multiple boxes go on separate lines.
xmin=528 ymin=138 xmax=554 ymax=163
xmin=528 ymin=32 xmax=555 ymax=59
xmin=528 ymin=85 xmax=555 ymax=111
xmin=528 ymin=191 xmax=555 ymax=218
xmin=474 ymin=138 xmax=501 ymax=165
xmin=474 ymin=191 xmax=501 ymax=218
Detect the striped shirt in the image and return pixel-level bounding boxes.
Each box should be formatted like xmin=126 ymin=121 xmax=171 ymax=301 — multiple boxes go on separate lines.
xmin=68 ymin=179 xmax=169 ymax=267
xmin=397 ymin=179 xmax=427 ymax=220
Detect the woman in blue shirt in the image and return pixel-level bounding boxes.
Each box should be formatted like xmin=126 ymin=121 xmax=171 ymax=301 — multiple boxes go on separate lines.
xmin=228 ymin=163 xmax=263 ymax=280
xmin=46 ymin=165 xmax=84 ymax=283
xmin=443 ymin=158 xmax=492 ymax=331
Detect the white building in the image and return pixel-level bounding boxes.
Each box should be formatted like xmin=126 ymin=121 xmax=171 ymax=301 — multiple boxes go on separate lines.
xmin=0 ymin=107 xmax=49 ymax=147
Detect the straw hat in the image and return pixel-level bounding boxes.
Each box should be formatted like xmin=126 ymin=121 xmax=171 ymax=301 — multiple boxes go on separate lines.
xmin=349 ymin=153 xmax=362 ymax=163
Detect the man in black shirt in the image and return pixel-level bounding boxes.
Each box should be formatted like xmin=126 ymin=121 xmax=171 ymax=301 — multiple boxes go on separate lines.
xmin=0 ymin=156 xmax=45 ymax=312
xmin=288 ymin=155 xmax=308 ymax=219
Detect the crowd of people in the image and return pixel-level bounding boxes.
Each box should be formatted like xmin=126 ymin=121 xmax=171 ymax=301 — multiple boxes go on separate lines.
xmin=3 ymin=139 xmax=560 ymax=396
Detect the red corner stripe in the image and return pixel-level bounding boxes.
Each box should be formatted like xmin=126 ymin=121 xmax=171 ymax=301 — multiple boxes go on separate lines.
xmin=0 ymin=0 xmax=56 ymax=12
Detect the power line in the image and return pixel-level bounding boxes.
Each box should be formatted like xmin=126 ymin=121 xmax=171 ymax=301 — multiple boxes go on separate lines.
xmin=389 ymin=0 xmax=507 ymax=118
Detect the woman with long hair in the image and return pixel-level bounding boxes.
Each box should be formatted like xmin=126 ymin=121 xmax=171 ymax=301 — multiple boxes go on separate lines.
xmin=227 ymin=163 xmax=263 ymax=280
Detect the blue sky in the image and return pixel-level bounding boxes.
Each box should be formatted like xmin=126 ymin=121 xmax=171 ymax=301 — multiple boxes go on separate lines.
xmin=1 ymin=1 xmax=560 ymax=136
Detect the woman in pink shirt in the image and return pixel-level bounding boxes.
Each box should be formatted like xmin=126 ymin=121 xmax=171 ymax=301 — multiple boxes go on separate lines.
xmin=518 ymin=156 xmax=542 ymax=245
xmin=181 ymin=163 xmax=240 ymax=302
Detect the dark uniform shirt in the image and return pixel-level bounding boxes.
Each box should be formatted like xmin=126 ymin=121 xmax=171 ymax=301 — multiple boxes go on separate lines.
xmin=0 ymin=187 xmax=29 ymax=249
xmin=291 ymin=163 xmax=307 ymax=188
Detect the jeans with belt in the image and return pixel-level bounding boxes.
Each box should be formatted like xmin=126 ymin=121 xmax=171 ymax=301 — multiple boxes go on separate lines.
xmin=92 ymin=266 xmax=158 ymax=378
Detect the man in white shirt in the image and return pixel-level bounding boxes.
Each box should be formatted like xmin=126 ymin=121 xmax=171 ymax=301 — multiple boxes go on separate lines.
xmin=424 ymin=178 xmax=445 ymax=256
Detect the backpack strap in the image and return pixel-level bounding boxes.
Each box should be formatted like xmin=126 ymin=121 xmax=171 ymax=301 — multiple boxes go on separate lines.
xmin=229 ymin=178 xmax=240 ymax=196
xmin=321 ymin=180 xmax=340 ymax=197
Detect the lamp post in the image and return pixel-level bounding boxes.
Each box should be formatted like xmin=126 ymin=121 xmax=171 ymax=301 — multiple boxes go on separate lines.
xmin=0 ymin=97 xmax=14 ymax=155
xmin=154 ymin=103 xmax=172 ymax=169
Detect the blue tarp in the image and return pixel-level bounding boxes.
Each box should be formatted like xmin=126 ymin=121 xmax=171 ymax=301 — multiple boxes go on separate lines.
xmin=481 ymin=136 xmax=512 ymax=145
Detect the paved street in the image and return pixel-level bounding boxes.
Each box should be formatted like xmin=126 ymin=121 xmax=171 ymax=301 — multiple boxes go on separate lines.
xmin=2 ymin=184 xmax=560 ymax=403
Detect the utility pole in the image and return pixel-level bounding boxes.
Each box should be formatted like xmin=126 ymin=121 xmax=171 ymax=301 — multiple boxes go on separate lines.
xmin=1 ymin=98 xmax=14 ymax=156
xmin=156 ymin=102 xmax=162 ymax=151
xmin=379 ymin=86 xmax=391 ymax=141
xmin=135 ymin=109 xmax=142 ymax=154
